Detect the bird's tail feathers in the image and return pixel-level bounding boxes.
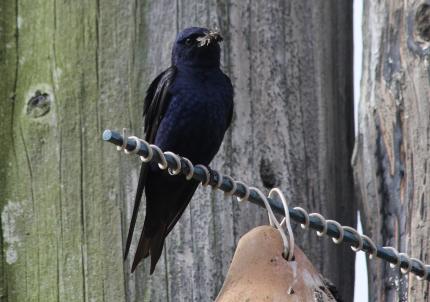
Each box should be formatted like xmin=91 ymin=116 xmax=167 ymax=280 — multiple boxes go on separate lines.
xmin=124 ymin=163 xmax=149 ymax=260
xmin=149 ymin=226 xmax=167 ymax=274
xmin=131 ymin=224 xmax=167 ymax=274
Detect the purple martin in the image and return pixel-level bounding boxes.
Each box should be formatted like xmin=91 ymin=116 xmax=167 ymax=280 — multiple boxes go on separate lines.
xmin=124 ymin=27 xmax=234 ymax=274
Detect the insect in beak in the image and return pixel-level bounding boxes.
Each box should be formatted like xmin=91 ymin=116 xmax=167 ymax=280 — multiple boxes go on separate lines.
xmin=197 ymin=29 xmax=223 ymax=47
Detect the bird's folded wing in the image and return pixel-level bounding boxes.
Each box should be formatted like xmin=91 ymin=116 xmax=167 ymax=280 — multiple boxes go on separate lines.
xmin=124 ymin=66 xmax=177 ymax=259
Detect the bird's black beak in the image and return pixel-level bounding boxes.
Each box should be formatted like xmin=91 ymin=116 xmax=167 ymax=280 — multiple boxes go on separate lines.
xmin=197 ymin=30 xmax=223 ymax=47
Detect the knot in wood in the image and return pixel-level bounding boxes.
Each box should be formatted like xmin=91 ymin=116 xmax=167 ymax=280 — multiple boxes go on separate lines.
xmin=415 ymin=3 xmax=430 ymax=42
xmin=259 ymin=156 xmax=280 ymax=189
xmin=26 ymin=90 xmax=51 ymax=118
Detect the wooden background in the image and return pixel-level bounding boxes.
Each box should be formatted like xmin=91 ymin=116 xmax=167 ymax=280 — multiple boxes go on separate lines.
xmin=354 ymin=1 xmax=430 ymax=301
xmin=0 ymin=1 xmax=355 ymax=301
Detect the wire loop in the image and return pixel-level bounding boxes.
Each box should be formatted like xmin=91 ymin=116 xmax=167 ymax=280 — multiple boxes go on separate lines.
xmin=149 ymin=144 xmax=167 ymax=170
xmin=326 ymin=220 xmax=344 ymax=244
xmin=293 ymin=207 xmax=309 ymax=229
xmin=223 ymin=175 xmax=237 ymax=196
xmin=383 ymin=246 xmax=400 ymax=268
xmin=211 ymin=170 xmax=223 ymax=189
xmin=423 ymin=266 xmax=430 ymax=281
xmin=116 ymin=128 xmax=128 ymax=151
xmin=361 ymin=235 xmax=377 ymax=259
xmin=425 ymin=266 xmax=430 ymax=280
xmin=411 ymin=258 xmax=428 ymax=280
xmin=235 ymin=181 xmax=250 ymax=202
xmin=123 ymin=136 xmax=141 ymax=154
xmin=181 ymin=157 xmax=194 ymax=180
xmin=309 ymin=213 xmax=327 ymax=237
xmin=399 ymin=253 xmax=412 ymax=274
xmin=139 ymin=139 xmax=153 ymax=162
xmin=195 ymin=165 xmax=210 ymax=186
xmin=343 ymin=226 xmax=363 ymax=252
xmin=164 ymin=152 xmax=182 ymax=175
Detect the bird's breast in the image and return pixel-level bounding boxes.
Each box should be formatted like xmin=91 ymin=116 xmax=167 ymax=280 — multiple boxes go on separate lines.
xmin=155 ymin=76 xmax=231 ymax=164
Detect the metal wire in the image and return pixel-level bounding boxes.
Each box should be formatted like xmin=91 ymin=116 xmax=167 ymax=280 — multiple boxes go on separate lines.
xmin=103 ymin=129 xmax=430 ymax=281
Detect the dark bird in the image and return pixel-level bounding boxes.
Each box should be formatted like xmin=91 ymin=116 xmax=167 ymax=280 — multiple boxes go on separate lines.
xmin=124 ymin=27 xmax=234 ymax=274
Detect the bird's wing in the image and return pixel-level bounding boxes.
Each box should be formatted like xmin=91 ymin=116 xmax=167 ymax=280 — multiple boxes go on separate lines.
xmin=132 ymin=175 xmax=199 ymax=273
xmin=143 ymin=66 xmax=177 ymax=142
xmin=124 ymin=66 xmax=177 ymax=259
xmin=225 ymin=74 xmax=234 ymax=129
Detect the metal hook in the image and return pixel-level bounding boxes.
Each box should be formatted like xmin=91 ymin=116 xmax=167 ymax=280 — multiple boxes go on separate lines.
xmin=269 ymin=188 xmax=295 ymax=261
xmin=250 ymin=187 xmax=292 ymax=261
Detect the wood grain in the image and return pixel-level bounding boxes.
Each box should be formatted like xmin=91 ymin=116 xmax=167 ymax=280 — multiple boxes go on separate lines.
xmin=0 ymin=0 xmax=354 ymax=301
xmin=353 ymin=1 xmax=430 ymax=301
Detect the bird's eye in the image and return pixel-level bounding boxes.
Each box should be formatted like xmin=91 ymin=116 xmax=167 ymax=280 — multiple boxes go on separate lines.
xmin=185 ymin=38 xmax=193 ymax=46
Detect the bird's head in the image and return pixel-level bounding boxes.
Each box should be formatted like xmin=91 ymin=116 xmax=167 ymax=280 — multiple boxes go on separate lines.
xmin=172 ymin=27 xmax=223 ymax=68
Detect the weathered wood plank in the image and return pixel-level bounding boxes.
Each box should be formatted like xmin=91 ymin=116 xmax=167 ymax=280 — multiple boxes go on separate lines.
xmin=0 ymin=1 xmax=354 ymax=301
xmin=127 ymin=1 xmax=355 ymax=301
xmin=353 ymin=1 xmax=430 ymax=301
xmin=0 ymin=0 xmax=17 ymax=299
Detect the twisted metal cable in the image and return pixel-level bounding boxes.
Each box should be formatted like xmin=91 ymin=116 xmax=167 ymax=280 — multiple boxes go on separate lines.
xmin=104 ymin=129 xmax=430 ymax=282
